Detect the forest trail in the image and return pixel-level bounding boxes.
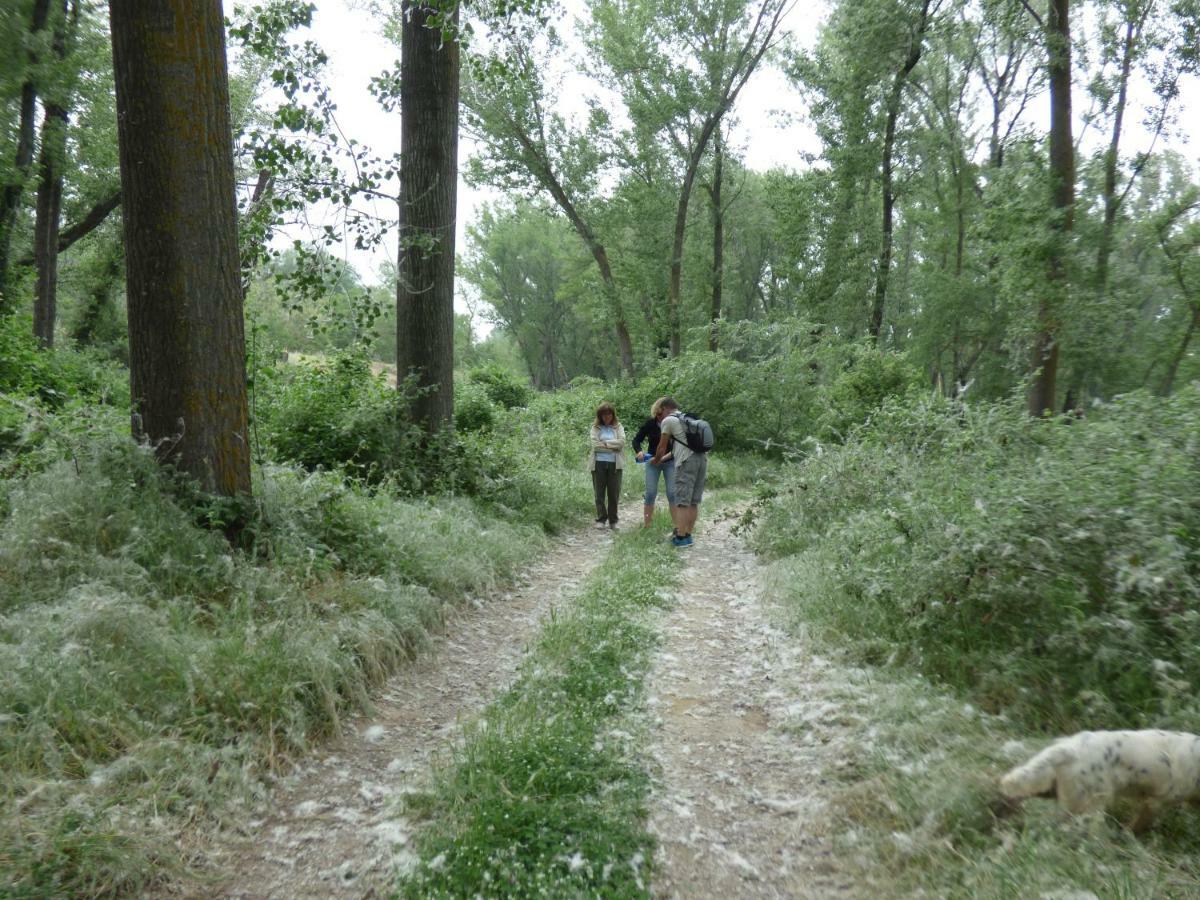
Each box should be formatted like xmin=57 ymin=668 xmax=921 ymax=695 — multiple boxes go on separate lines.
xmin=161 ymin=522 xmax=617 ymax=899
xmin=159 ymin=502 xmax=873 ymax=898
xmin=645 ymin=507 xmax=864 ymax=898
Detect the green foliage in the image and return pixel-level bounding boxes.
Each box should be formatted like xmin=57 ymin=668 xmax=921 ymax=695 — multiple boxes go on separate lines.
xmin=256 ymin=350 xmax=416 ymax=482
xmin=453 ymin=379 xmax=498 ymax=432
xmin=756 ymin=388 xmax=1200 ymax=732
xmin=468 ymin=363 xmax=533 ymax=409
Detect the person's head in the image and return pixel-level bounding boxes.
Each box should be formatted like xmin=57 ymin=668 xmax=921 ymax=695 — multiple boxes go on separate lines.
xmin=656 ymin=397 xmax=679 ymax=421
xmin=649 ymin=398 xmax=664 ymax=420
xmin=594 ymin=402 xmax=619 ymax=427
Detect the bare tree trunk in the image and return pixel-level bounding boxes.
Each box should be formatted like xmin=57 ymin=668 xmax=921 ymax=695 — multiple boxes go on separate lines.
xmin=1095 ymin=12 xmax=1142 ymax=300
xmin=0 ymin=0 xmax=52 ymax=308
xmin=109 ymin=0 xmax=251 ymax=499
xmin=33 ymin=0 xmax=75 ymax=348
xmin=1028 ymin=0 xmax=1073 ymax=416
xmin=396 ymin=1 xmax=460 ymax=432
xmin=707 ymin=129 xmax=724 ymax=352
xmin=869 ymin=0 xmax=932 ymax=342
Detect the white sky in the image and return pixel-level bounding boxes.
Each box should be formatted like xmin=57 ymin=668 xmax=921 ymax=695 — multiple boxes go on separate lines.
xmin=282 ymin=0 xmax=1197 ymax=310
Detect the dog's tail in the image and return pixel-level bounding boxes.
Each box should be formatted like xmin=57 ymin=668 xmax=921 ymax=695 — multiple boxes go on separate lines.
xmin=999 ymin=741 xmax=1075 ymax=799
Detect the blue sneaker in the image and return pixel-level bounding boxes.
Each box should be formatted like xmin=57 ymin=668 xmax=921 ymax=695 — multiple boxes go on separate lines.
xmin=671 ymin=534 xmax=693 ymax=547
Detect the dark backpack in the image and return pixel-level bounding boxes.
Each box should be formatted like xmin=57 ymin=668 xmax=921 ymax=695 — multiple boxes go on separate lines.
xmin=671 ymin=412 xmax=714 ymax=454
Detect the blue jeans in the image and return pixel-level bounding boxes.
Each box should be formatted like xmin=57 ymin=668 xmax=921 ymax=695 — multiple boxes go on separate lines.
xmin=644 ymin=458 xmax=676 ymax=506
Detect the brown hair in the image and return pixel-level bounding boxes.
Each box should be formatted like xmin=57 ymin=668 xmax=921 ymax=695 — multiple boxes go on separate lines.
xmin=593 ymin=402 xmax=619 ymax=427
xmin=657 ymin=396 xmax=679 ymax=413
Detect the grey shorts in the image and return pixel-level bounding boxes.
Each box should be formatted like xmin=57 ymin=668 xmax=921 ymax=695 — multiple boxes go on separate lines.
xmin=673 ymin=454 xmax=708 ymax=506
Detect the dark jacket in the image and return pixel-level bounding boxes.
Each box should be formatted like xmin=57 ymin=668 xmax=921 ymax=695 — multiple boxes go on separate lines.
xmin=632 ymin=417 xmax=662 ymax=454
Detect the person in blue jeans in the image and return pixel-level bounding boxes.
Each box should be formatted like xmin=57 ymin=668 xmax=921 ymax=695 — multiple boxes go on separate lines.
xmin=632 ymin=398 xmax=675 ymax=528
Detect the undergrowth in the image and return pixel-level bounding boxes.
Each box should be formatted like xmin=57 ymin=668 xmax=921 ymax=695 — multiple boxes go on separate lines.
xmin=754 ymin=388 xmax=1200 ymax=733
xmin=763 ymin=611 xmax=1200 ymax=898
xmin=0 ymin=437 xmax=543 ymax=897
xmin=397 ymin=529 xmax=676 ymax=898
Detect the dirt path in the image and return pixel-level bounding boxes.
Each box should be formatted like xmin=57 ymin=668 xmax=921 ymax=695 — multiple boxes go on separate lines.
xmin=162 ymin=520 xmax=621 ymax=899
xmin=645 ymin=506 xmax=864 ymax=899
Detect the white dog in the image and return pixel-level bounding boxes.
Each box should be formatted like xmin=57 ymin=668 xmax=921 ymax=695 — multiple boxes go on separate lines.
xmin=1000 ymin=730 xmax=1200 ymax=831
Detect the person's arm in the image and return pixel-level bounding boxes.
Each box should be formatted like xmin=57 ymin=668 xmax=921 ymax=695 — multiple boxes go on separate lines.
xmin=632 ymin=419 xmax=651 ymax=454
xmin=590 ymin=425 xmax=608 ymax=452
xmin=607 ymin=423 xmax=626 ymax=452
xmin=651 ymin=429 xmax=671 ymax=464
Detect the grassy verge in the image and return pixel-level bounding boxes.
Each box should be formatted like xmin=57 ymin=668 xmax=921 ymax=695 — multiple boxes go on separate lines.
xmin=764 ymin=564 xmax=1200 ymax=899
xmin=397 ymin=529 xmax=677 ymax=898
xmin=0 ymin=443 xmax=547 ymax=897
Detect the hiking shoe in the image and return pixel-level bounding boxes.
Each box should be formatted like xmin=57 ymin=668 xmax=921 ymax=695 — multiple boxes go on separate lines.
xmin=671 ymin=534 xmax=693 ymax=547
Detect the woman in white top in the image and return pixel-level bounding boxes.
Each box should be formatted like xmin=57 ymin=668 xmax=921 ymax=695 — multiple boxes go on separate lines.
xmin=588 ymin=401 xmax=626 ymax=528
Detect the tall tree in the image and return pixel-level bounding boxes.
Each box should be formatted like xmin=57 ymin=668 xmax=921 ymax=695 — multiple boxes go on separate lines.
xmin=869 ymin=0 xmax=935 ymax=341
xmin=32 ymin=0 xmax=77 ymax=347
xmin=0 ymin=0 xmax=51 ymax=308
xmin=395 ymin=0 xmax=460 ymax=432
xmin=462 ymin=29 xmax=637 ymax=375
xmin=108 ymin=0 xmax=251 ymax=498
xmin=1027 ymin=0 xmax=1074 ymax=415
xmin=707 ymin=126 xmax=725 ymax=351
xmin=590 ymin=0 xmax=789 ymax=355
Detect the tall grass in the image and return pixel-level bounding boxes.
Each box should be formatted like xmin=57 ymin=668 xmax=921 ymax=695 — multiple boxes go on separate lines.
xmin=0 ymin=438 xmax=544 ymax=896
xmin=755 ymin=388 xmax=1200 ymax=732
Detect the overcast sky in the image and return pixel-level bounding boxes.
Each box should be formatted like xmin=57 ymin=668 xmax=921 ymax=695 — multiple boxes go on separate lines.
xmin=281 ymin=0 xmax=1197 ymax=311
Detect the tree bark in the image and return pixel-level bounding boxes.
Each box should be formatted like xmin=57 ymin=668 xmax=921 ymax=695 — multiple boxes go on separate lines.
xmin=0 ymin=0 xmax=52 ymax=308
xmin=707 ymin=129 xmax=725 ymax=352
xmin=109 ymin=0 xmax=252 ymax=498
xmin=33 ymin=0 xmax=75 ymax=348
xmin=396 ymin=0 xmax=460 ymax=432
xmin=869 ymin=0 xmax=932 ymax=342
xmin=1028 ymin=0 xmax=1073 ymax=416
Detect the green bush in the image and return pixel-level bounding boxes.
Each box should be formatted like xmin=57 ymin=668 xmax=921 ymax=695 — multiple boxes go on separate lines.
xmin=756 ymin=388 xmax=1200 ymax=732
xmin=257 ymin=351 xmax=419 ymax=482
xmin=453 ymin=380 xmax=498 ymax=432
xmin=467 ymin=363 xmax=532 ymax=409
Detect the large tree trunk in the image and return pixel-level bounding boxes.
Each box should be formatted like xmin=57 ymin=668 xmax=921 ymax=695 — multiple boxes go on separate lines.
xmin=869 ymin=0 xmax=932 ymax=342
xmin=707 ymin=129 xmax=724 ymax=352
xmin=396 ymin=0 xmax=460 ymax=432
xmin=1028 ymin=0 xmax=1074 ymax=416
xmin=33 ymin=0 xmax=75 ymax=348
xmin=0 ymin=0 xmax=52 ymax=308
xmin=109 ymin=0 xmax=251 ymax=499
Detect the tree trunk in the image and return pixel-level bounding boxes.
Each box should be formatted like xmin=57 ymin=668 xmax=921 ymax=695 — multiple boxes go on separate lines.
xmin=396 ymin=0 xmax=460 ymax=432
xmin=1028 ymin=0 xmax=1074 ymax=417
xmin=109 ymin=0 xmax=251 ymax=498
xmin=33 ymin=0 xmax=75 ymax=348
xmin=707 ymin=129 xmax=725 ymax=352
xmin=1095 ymin=14 xmax=1139 ymax=301
xmin=0 ymin=0 xmax=52 ymax=308
xmin=869 ymin=0 xmax=932 ymax=342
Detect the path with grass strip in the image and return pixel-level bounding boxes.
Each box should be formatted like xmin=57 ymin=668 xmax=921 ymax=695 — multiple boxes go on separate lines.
xmin=644 ymin=505 xmax=868 ymax=898
xmin=160 ymin=522 xmax=622 ymax=899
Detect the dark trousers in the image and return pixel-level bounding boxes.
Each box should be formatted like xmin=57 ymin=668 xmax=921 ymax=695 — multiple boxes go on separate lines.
xmin=592 ymin=461 xmax=621 ymax=524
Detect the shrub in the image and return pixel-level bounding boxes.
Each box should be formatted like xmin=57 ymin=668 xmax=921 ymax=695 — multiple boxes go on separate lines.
xmin=453 ymin=380 xmax=498 ymax=432
xmin=256 ymin=351 xmax=419 ymax=482
xmin=467 ymin=363 xmax=532 ymax=409
xmin=757 ymin=388 xmax=1200 ymax=732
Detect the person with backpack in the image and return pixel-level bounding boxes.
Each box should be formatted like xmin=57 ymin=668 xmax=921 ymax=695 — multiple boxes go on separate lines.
xmin=650 ymin=397 xmax=712 ymax=547
xmin=632 ymin=398 xmax=676 ymax=528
